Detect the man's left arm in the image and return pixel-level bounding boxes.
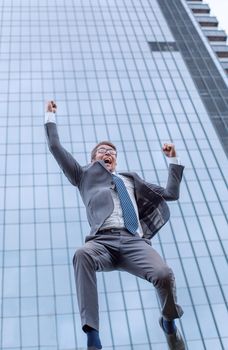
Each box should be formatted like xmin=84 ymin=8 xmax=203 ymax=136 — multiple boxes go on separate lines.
xmin=150 ymin=143 xmax=184 ymax=201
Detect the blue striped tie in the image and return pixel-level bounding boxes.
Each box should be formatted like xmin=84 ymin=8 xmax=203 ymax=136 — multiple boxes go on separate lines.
xmin=112 ymin=174 xmax=138 ymax=234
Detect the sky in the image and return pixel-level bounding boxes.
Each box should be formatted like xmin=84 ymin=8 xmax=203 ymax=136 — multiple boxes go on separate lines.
xmin=206 ymin=0 xmax=228 ymax=34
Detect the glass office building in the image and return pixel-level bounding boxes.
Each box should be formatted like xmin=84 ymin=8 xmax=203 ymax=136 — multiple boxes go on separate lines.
xmin=0 ymin=0 xmax=227 ymax=349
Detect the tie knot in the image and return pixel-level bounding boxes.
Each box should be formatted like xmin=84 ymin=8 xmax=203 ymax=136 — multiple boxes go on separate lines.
xmin=112 ymin=174 xmax=124 ymax=188
xmin=112 ymin=173 xmax=119 ymax=183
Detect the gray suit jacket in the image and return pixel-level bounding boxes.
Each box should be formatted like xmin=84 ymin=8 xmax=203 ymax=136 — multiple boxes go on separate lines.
xmin=45 ymin=123 xmax=184 ymax=239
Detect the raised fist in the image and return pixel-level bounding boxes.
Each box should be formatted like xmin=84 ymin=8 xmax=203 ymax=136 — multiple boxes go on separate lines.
xmin=162 ymin=143 xmax=177 ymax=158
xmin=46 ymin=100 xmax=57 ymax=113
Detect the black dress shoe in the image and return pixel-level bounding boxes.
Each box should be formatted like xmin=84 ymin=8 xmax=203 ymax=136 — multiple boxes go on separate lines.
xmin=159 ymin=317 xmax=186 ymax=350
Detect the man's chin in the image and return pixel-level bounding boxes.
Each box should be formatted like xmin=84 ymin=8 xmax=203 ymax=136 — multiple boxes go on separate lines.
xmin=105 ymin=163 xmax=113 ymax=172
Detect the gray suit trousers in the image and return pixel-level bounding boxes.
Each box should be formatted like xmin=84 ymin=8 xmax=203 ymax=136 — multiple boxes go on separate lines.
xmin=73 ymin=229 xmax=183 ymax=332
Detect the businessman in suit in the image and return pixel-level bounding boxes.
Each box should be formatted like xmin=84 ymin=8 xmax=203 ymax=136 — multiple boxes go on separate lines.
xmin=45 ymin=101 xmax=186 ymax=350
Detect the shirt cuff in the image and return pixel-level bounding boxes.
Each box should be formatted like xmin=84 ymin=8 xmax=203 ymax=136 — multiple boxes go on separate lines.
xmin=45 ymin=112 xmax=56 ymax=124
xmin=168 ymin=156 xmax=181 ymax=165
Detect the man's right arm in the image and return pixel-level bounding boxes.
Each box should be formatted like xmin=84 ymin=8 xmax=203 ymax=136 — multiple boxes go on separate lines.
xmin=44 ymin=101 xmax=83 ymax=187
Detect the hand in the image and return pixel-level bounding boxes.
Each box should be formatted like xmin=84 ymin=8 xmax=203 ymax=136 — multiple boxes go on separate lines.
xmin=162 ymin=143 xmax=177 ymax=158
xmin=46 ymin=100 xmax=57 ymax=113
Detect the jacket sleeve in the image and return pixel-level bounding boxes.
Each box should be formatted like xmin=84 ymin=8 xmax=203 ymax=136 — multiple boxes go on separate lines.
xmin=146 ymin=163 xmax=184 ymax=201
xmin=44 ymin=122 xmax=83 ymax=187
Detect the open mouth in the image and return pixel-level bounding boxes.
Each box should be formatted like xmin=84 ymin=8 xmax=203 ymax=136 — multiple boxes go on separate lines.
xmin=104 ymin=158 xmax=112 ymax=165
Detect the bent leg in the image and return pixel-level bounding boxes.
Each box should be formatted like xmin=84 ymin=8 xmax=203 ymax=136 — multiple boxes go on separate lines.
xmin=119 ymin=236 xmax=183 ymax=320
xmin=73 ymin=239 xmax=116 ymax=332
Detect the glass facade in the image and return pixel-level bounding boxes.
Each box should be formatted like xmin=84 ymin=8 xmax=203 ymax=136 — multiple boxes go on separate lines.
xmin=0 ymin=0 xmax=227 ymax=349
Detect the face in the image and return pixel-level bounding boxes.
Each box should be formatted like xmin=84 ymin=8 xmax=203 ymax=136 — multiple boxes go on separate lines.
xmin=93 ymin=144 xmax=117 ymax=172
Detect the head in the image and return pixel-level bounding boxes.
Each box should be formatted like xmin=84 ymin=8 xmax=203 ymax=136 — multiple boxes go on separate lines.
xmin=91 ymin=141 xmax=117 ymax=172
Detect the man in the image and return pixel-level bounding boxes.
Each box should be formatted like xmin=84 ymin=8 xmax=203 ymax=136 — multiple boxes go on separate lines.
xmin=45 ymin=100 xmax=186 ymax=350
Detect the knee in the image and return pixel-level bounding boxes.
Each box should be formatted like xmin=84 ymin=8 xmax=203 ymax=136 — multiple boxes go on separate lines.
xmin=73 ymin=247 xmax=92 ymax=266
xmin=153 ymin=266 xmax=174 ymax=288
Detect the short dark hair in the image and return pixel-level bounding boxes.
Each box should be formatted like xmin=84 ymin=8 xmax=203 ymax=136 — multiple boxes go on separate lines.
xmin=91 ymin=141 xmax=117 ymax=161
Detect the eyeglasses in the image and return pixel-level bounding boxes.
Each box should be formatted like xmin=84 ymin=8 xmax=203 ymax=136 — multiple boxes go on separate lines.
xmin=96 ymin=147 xmax=117 ymax=155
